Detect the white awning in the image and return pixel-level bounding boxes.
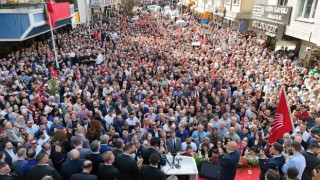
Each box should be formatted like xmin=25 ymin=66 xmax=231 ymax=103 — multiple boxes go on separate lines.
xmin=195 ymin=7 xmax=205 ymax=13
xmin=275 ymin=41 xmax=296 ymax=51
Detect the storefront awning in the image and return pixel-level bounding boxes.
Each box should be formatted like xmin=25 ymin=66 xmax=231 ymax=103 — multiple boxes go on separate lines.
xmin=275 ymin=41 xmax=296 ymax=51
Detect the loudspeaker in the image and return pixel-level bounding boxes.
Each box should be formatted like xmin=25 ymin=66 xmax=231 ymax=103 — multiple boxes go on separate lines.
xmin=199 ymin=161 xmax=221 ymax=180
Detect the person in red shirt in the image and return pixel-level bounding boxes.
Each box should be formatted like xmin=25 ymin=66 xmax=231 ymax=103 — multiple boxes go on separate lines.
xmin=294 ymin=105 xmax=309 ymax=122
xmin=181 ymin=146 xmax=196 ymax=157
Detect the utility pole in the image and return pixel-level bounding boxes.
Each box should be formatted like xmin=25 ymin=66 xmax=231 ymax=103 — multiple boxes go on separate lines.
xmin=87 ymin=0 xmax=92 ymax=39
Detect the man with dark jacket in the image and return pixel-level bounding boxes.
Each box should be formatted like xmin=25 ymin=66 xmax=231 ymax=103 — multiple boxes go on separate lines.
xmin=111 ymin=139 xmax=124 ymax=161
xmin=61 ymin=149 xmax=85 ymax=180
xmin=70 ymin=160 xmax=98 ymax=180
xmin=141 ymin=137 xmax=166 ymax=166
xmin=0 ymin=162 xmax=14 ymax=180
xmin=27 ymin=152 xmax=62 ymax=180
xmin=141 ymin=153 xmax=166 ymax=180
xmin=259 ymin=143 xmax=285 ymax=180
xmin=301 ymin=143 xmax=320 ymax=180
xmin=218 ymin=141 xmax=240 ymax=180
xmin=114 ymin=142 xmax=140 ymax=180
xmin=12 ymin=148 xmax=27 ymax=179
xmin=98 ymin=151 xmax=122 ymax=180
xmin=86 ymin=140 xmax=104 ymax=176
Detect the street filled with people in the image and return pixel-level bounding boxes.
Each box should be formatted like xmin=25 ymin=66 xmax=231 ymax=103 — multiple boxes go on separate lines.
xmin=0 ymin=6 xmax=320 ymax=180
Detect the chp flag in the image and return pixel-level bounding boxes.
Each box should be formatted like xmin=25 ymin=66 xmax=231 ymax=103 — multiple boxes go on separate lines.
xmin=268 ymin=89 xmax=294 ymax=144
xmin=46 ymin=0 xmax=71 ymax=29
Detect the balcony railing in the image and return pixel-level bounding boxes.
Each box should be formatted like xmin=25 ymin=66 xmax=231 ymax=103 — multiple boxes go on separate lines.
xmin=0 ymin=0 xmax=45 ymax=9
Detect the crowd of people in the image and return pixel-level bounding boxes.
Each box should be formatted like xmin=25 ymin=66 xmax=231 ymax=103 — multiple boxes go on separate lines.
xmin=0 ymin=6 xmax=320 ymax=180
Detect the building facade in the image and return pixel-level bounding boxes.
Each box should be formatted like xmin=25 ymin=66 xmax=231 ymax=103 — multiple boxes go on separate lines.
xmin=285 ymin=0 xmax=320 ymax=59
xmin=223 ymin=0 xmax=255 ymax=31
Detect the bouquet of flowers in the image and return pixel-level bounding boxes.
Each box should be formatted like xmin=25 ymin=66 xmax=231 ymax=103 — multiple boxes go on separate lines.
xmin=194 ymin=152 xmax=209 ymax=166
xmin=237 ymin=156 xmax=259 ymax=168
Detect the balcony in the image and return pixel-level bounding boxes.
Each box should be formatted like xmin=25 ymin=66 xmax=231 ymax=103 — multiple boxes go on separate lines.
xmin=0 ymin=2 xmax=74 ymax=41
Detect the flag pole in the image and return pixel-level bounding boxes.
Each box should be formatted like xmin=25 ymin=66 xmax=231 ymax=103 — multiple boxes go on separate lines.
xmin=46 ymin=3 xmax=59 ymax=68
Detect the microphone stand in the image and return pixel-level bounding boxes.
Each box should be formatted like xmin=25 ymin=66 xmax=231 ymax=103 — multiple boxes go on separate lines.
xmin=175 ymin=157 xmax=182 ymax=169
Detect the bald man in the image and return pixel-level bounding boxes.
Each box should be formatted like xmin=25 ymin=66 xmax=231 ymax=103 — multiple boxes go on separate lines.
xmin=218 ymin=141 xmax=240 ymax=180
xmin=61 ymin=149 xmax=86 ymax=180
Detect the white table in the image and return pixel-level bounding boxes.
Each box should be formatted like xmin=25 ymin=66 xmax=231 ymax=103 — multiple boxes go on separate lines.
xmin=161 ymin=156 xmax=198 ymax=180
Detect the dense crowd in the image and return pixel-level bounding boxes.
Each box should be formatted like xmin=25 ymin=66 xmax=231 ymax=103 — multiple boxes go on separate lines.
xmin=0 ymin=8 xmax=320 ymax=180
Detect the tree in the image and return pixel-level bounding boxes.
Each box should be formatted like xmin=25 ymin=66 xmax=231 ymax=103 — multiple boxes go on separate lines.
xmin=121 ymin=0 xmax=140 ymax=16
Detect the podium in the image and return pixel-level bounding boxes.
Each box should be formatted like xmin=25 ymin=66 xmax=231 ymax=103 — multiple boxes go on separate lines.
xmin=161 ymin=156 xmax=198 ymax=180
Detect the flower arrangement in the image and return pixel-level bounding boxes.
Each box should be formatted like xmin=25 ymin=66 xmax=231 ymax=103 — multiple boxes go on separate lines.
xmin=237 ymin=156 xmax=260 ymax=168
xmin=194 ymin=152 xmax=209 ymax=166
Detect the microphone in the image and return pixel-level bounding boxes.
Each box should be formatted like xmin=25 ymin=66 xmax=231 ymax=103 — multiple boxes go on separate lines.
xmin=172 ymin=152 xmax=177 ymax=166
xmin=162 ymin=154 xmax=172 ymax=166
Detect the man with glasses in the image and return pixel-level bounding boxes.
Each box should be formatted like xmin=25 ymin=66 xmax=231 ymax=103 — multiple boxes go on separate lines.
xmin=25 ymin=120 xmax=39 ymax=136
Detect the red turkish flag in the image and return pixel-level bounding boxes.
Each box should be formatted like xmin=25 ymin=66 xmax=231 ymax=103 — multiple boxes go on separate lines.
xmin=268 ymin=89 xmax=294 ymax=144
xmin=47 ymin=0 xmax=70 ymax=29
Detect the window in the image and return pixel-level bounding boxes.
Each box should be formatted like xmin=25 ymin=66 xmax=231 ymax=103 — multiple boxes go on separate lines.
xmin=298 ymin=0 xmax=318 ymax=19
xmin=233 ymin=0 xmax=239 ymax=5
xmin=225 ymin=0 xmax=230 ymax=5
xmin=278 ymin=0 xmax=288 ymax=5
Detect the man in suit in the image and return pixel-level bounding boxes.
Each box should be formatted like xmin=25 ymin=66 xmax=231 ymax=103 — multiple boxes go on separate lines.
xmin=259 ymin=143 xmax=285 ymax=180
xmin=0 ymin=162 xmax=14 ymax=180
xmin=218 ymin=141 xmax=240 ymax=180
xmin=112 ymin=139 xmax=124 ymax=161
xmin=66 ymin=137 xmax=91 ymax=161
xmin=141 ymin=137 xmax=166 ymax=166
xmin=86 ymin=140 xmax=104 ymax=176
xmin=133 ymin=140 xmax=144 ymax=161
xmin=98 ymin=151 xmax=122 ymax=180
xmin=114 ymin=142 xmax=140 ymax=180
xmin=70 ymin=126 xmax=90 ymax=148
xmin=27 ymin=152 xmax=62 ymax=180
xmin=3 ymin=141 xmax=16 ymax=166
xmin=141 ymin=153 xmax=166 ymax=180
xmin=301 ymin=143 xmax=320 ymax=180
xmin=4 ymin=122 xmax=24 ymax=146
xmin=70 ymin=160 xmax=98 ymax=180
xmin=61 ymin=149 xmax=86 ymax=180
xmin=22 ymin=148 xmax=37 ymax=177
xmin=12 ymin=148 xmax=27 ymax=179
xmin=100 ymin=134 xmax=113 ymax=154
xmin=166 ymin=131 xmax=182 ymax=154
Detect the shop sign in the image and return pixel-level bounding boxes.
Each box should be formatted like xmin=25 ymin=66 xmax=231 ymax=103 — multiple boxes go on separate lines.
xmin=249 ymin=19 xmax=285 ymax=39
xmin=90 ymin=0 xmax=101 ymax=6
xmin=251 ymin=4 xmax=292 ymax=24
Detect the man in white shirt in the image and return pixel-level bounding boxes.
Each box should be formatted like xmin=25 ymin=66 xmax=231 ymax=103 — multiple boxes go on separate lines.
xmin=96 ymin=51 xmax=104 ymax=65
xmin=37 ymin=131 xmax=50 ymax=147
xmin=181 ymin=137 xmax=197 ymax=152
xmin=125 ymin=112 xmax=140 ymax=126
xmin=104 ymin=109 xmax=116 ymax=128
